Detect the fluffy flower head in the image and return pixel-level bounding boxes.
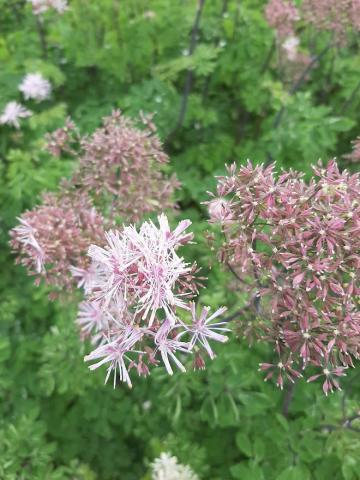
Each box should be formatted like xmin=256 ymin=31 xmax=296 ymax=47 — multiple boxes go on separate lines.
xmin=0 ymin=101 xmax=31 ymax=128
xmin=81 ymin=215 xmax=227 ymax=387
xmin=88 ymin=214 xmax=194 ymax=325
xmin=282 ymin=36 xmax=300 ymax=61
xmin=19 ymin=73 xmax=52 ymax=102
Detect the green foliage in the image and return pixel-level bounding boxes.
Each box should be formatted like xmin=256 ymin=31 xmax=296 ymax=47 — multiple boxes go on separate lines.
xmin=0 ymin=0 xmax=359 ymax=478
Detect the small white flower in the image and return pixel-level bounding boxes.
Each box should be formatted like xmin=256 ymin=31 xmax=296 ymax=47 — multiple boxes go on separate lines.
xmin=50 ymin=0 xmax=68 ymax=13
xmin=11 ymin=217 xmax=45 ymax=271
xmin=179 ymin=303 xmax=228 ymax=360
xmin=142 ymin=400 xmax=152 ymax=411
xmin=282 ymin=36 xmax=300 ymax=61
xmin=151 ymin=452 xmax=199 ymax=480
xmin=19 ymin=73 xmax=52 ymax=101
xmin=143 ymin=10 xmax=156 ymax=19
xmin=0 ymin=101 xmax=32 ymax=129
xmin=27 ymin=0 xmax=48 ymax=14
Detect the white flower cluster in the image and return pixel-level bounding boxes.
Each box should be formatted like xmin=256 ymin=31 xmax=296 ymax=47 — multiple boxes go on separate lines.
xmin=1 ymin=72 xmax=52 ymax=129
xmin=151 ymin=452 xmax=199 ymax=480
xmin=19 ymin=73 xmax=52 ymax=102
xmin=80 ymin=214 xmax=228 ymax=388
xmin=0 ymin=102 xmax=31 ymax=129
xmin=27 ymin=0 xmax=68 ymax=15
xmin=282 ymin=36 xmax=300 ymax=61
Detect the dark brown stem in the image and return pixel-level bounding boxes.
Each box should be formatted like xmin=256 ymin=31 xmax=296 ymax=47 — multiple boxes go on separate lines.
xmin=273 ymin=43 xmax=333 ymax=130
xmin=282 ymin=381 xmax=296 ymax=418
xmin=318 ymin=413 xmax=360 ymax=434
xmin=202 ymin=0 xmax=228 ymax=101
xmin=260 ymin=38 xmax=276 ymax=74
xmin=221 ymin=302 xmax=253 ymax=323
xmin=166 ymin=0 xmax=206 ymax=142
xmin=251 ymin=238 xmax=262 ymax=313
xmin=342 ymin=414 xmax=360 ymax=428
xmin=235 ymin=40 xmax=276 ymax=144
xmin=226 ymin=261 xmax=251 ymax=286
xmin=36 ymin=16 xmax=48 ymax=59
xmin=265 ymin=43 xmax=333 ymax=166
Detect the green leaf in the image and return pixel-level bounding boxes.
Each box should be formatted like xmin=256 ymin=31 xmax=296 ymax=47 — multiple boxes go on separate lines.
xmin=231 ymin=462 xmax=264 ymax=480
xmin=236 ymin=432 xmax=252 ymax=457
xmin=276 ymin=465 xmax=311 ymax=480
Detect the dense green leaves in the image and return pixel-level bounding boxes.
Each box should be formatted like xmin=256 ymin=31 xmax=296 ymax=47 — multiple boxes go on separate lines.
xmin=0 ymin=0 xmax=359 ymax=478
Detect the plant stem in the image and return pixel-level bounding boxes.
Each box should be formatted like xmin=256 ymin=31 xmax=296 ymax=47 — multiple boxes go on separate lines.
xmin=273 ymin=43 xmax=333 ymax=129
xmin=166 ymin=0 xmax=206 ymax=142
xmin=282 ymin=381 xmax=296 ymax=418
xmin=265 ymin=43 xmax=333 ymax=165
xmin=36 ymin=16 xmax=48 ymax=59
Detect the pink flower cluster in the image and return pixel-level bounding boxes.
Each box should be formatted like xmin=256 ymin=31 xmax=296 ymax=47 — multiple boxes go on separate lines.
xmin=45 ymin=118 xmax=79 ymax=157
xmin=208 ymin=160 xmax=360 ymax=394
xmin=70 ymin=111 xmax=179 ymax=223
xmin=10 ymin=193 xmax=105 ymax=292
xmin=10 ymin=111 xmax=178 ymax=292
xmin=302 ymin=0 xmax=360 ymax=41
xmin=80 ymin=214 xmax=228 ymax=387
xmin=265 ymin=0 xmax=360 ymax=45
xmin=265 ymin=0 xmax=299 ymax=39
xmin=264 ymin=1 xmax=310 ymax=81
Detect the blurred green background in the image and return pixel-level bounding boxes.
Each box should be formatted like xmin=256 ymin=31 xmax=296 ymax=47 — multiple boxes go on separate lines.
xmin=0 ymin=1 xmax=359 ymax=478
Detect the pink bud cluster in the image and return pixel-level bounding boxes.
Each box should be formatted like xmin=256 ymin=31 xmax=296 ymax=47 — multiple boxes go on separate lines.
xmin=302 ymin=0 xmax=360 ymax=41
xmin=265 ymin=0 xmax=360 ymax=45
xmin=265 ymin=0 xmax=300 ymax=39
xmin=344 ymin=135 xmax=360 ymax=165
xmin=45 ymin=118 xmax=79 ymax=157
xmin=208 ymin=160 xmax=360 ymax=394
xmin=10 ymin=111 xmax=178 ymax=292
xmin=10 ymin=192 xmax=105 ymax=292
xmin=70 ymin=111 xmax=179 ymax=223
xmin=80 ymin=214 xmax=228 ymax=387
xmin=264 ymin=1 xmax=310 ymax=81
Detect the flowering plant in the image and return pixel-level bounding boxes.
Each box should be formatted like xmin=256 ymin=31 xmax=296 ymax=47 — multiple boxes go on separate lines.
xmin=208 ymin=160 xmax=360 ymax=394
xmin=81 ymin=214 xmax=228 ymax=387
xmin=3 ymin=0 xmax=360 ymax=477
xmin=10 ymin=112 xmax=228 ymax=388
xmin=10 ymin=112 xmax=178 ymax=293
